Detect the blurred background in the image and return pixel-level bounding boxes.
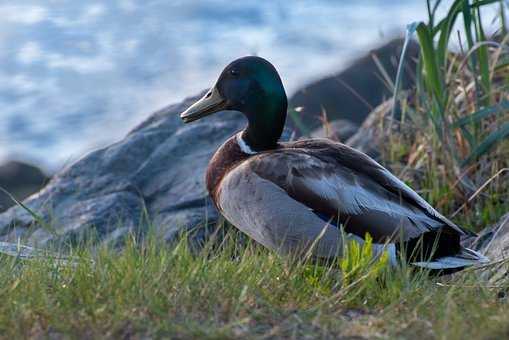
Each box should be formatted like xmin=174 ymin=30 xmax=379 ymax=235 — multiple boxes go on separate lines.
xmin=0 ymin=0 xmax=506 ymax=243
xmin=0 ymin=0 xmax=457 ymax=173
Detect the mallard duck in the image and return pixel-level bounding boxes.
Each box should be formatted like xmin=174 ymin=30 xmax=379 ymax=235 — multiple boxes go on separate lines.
xmin=180 ymin=56 xmax=487 ymax=270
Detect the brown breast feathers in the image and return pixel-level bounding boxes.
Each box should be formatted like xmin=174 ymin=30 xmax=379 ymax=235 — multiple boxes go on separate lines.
xmin=206 ymin=135 xmax=251 ymax=204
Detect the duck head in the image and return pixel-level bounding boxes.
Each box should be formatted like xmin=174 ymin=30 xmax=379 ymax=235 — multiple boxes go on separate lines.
xmin=181 ymin=56 xmax=288 ymax=151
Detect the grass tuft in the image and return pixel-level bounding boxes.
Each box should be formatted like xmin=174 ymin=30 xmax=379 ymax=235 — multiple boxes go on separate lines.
xmin=0 ymin=230 xmax=508 ymax=339
xmin=385 ymin=0 xmax=508 ymax=232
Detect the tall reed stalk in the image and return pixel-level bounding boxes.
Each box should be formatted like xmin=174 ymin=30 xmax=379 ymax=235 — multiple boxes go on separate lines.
xmin=405 ymin=0 xmax=509 ymax=168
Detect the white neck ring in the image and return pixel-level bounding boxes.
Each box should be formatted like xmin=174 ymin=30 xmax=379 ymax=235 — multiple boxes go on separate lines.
xmin=236 ymin=132 xmax=257 ymax=155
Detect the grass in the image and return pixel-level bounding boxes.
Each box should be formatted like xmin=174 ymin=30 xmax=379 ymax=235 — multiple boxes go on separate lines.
xmin=1 ymin=0 xmax=508 ymax=339
xmin=387 ymin=0 xmax=509 ymax=232
xmin=0 ymin=231 xmax=508 ymax=339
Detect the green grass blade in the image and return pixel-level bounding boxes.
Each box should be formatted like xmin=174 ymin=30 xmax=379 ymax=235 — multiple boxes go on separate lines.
xmin=436 ymin=0 xmax=464 ymax=71
xmin=462 ymin=0 xmax=483 ymax=113
xmin=0 ymin=186 xmax=57 ymax=235
xmin=501 ymin=1 xmax=508 ymax=35
xmin=452 ymin=100 xmax=509 ymax=127
xmin=474 ymin=0 xmax=492 ymax=104
xmin=463 ymin=0 xmax=475 ymax=51
xmin=427 ymin=0 xmax=443 ymax=27
xmin=459 ymin=125 xmax=477 ymax=148
xmin=462 ymin=121 xmax=509 ymax=165
xmin=416 ymin=22 xmax=445 ymax=110
xmin=471 ymin=0 xmax=503 ymax=7
xmin=432 ymin=0 xmax=464 ymax=36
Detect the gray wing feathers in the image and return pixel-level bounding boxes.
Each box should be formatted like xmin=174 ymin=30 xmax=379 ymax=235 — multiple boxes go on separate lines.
xmin=377 ymin=168 xmax=467 ymax=235
xmin=244 ymin=149 xmax=453 ymax=241
xmin=287 ymin=139 xmax=468 ymax=236
xmin=289 ymin=165 xmax=441 ymax=240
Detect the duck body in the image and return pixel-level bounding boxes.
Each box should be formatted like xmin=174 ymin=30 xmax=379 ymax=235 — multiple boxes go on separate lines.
xmin=181 ymin=56 xmax=488 ymax=270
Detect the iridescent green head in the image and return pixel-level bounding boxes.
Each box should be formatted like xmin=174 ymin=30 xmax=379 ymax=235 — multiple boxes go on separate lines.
xmin=181 ymin=56 xmax=288 ymax=151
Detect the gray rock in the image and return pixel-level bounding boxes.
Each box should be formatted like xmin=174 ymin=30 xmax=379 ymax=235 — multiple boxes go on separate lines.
xmin=477 ymin=213 xmax=509 ymax=261
xmin=0 ymin=241 xmax=69 ymax=262
xmin=0 ymin=93 xmax=246 ymax=247
xmin=460 ymin=213 xmax=509 ymax=282
xmin=346 ymin=98 xmax=396 ymax=159
xmin=288 ymin=38 xmax=418 ymax=132
xmin=309 ymin=119 xmax=359 ymax=142
xmin=0 ymin=161 xmax=49 ymax=212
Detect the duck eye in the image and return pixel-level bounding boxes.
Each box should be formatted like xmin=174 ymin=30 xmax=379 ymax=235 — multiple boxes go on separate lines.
xmin=230 ymin=69 xmax=239 ymax=76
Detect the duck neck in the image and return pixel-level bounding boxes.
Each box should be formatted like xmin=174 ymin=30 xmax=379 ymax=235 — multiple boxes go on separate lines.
xmin=241 ymin=97 xmax=287 ymax=153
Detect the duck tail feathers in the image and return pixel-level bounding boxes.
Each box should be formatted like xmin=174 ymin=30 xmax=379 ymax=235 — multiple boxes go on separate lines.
xmin=411 ymin=247 xmax=489 ymax=270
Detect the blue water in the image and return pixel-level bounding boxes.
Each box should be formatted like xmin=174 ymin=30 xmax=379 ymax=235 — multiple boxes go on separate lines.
xmin=0 ymin=0 xmax=491 ymax=171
